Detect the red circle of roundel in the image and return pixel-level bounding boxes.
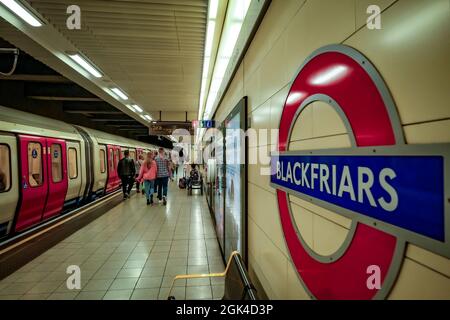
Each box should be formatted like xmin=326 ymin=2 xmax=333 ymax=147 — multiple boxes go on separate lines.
xmin=277 ymin=45 xmax=402 ymax=300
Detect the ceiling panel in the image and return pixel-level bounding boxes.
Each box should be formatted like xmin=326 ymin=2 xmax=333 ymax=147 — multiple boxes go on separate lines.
xmin=25 ymin=0 xmax=208 ymax=113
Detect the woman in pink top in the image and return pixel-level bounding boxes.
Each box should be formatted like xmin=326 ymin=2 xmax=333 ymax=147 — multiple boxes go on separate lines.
xmin=136 ymin=152 xmax=158 ymax=205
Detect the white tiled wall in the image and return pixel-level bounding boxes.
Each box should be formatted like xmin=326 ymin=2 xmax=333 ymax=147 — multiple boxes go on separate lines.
xmin=213 ymin=0 xmax=450 ymax=299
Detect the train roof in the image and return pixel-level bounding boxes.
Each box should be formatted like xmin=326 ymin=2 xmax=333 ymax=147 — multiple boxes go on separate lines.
xmin=0 ymin=105 xmax=160 ymax=150
xmin=79 ymin=126 xmax=158 ymax=150
xmin=0 ymin=105 xmax=81 ymax=141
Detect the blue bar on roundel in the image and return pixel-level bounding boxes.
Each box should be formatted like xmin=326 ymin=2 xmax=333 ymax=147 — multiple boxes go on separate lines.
xmin=270 ymin=154 xmax=445 ymax=242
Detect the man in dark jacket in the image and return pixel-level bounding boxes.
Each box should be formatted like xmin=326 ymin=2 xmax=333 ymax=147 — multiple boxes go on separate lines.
xmin=117 ymin=150 xmax=136 ymax=199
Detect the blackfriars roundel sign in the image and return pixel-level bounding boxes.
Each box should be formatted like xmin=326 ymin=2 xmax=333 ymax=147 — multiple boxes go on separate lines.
xmin=274 ymin=45 xmax=407 ymax=300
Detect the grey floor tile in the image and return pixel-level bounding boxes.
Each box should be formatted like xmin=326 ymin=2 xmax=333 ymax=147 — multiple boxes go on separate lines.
xmin=212 ymin=285 xmax=225 ymax=300
xmin=123 ymin=260 xmax=146 ymax=269
xmin=131 ymin=288 xmax=159 ymax=300
xmin=110 ymin=278 xmax=138 ymax=290
xmin=47 ymin=292 xmax=78 ymax=300
xmin=20 ymin=293 xmax=50 ymax=300
xmin=116 ymin=268 xmax=142 ymax=278
xmin=75 ymin=291 xmax=106 ymax=300
xmin=141 ymin=266 xmax=165 ymax=277
xmin=136 ymin=277 xmax=163 ymax=289
xmin=159 ymin=287 xmax=186 ymax=300
xmin=186 ymin=286 xmax=213 ymax=300
xmin=83 ymin=279 xmax=113 ymax=291
xmin=103 ymin=290 xmax=133 ymax=300
xmin=27 ymin=281 xmax=63 ymax=294
xmin=0 ymin=282 xmax=37 ymax=295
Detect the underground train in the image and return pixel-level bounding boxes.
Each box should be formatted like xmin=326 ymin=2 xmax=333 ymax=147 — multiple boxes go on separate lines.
xmin=0 ymin=105 xmax=162 ymax=238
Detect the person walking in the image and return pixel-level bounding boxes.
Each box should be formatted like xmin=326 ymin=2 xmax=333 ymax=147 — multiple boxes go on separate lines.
xmin=136 ymin=152 xmax=157 ymax=206
xmin=155 ymin=147 xmax=170 ymax=205
xmin=117 ymin=150 xmax=136 ymax=200
xmin=135 ymin=154 xmax=144 ymax=194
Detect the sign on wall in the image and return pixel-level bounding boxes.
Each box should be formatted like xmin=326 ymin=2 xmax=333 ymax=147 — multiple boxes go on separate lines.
xmin=271 ymin=44 xmax=450 ymax=300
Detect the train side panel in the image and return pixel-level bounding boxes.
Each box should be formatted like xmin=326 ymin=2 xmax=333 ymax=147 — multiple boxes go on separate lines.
xmin=0 ymin=134 xmax=19 ymax=237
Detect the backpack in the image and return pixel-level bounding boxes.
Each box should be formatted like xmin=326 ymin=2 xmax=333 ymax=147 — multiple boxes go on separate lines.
xmin=178 ymin=177 xmax=186 ymax=189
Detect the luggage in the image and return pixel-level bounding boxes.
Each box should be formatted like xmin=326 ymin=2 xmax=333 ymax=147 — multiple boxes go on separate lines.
xmin=179 ymin=177 xmax=187 ymax=189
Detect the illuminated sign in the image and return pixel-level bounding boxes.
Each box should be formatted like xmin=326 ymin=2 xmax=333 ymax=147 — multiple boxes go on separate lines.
xmin=193 ymin=120 xmax=215 ymax=129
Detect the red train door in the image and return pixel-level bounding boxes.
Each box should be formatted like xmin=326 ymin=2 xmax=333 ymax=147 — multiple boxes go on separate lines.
xmin=42 ymin=138 xmax=68 ymax=220
xmin=15 ymin=136 xmax=69 ymax=232
xmin=115 ymin=146 xmax=122 ymax=189
xmin=15 ymin=135 xmax=48 ymax=232
xmin=106 ymin=145 xmax=119 ymax=192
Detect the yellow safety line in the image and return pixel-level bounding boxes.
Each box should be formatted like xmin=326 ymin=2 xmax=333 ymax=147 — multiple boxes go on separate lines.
xmin=0 ymin=191 xmax=121 ymax=255
xmin=168 ymin=251 xmax=240 ymax=299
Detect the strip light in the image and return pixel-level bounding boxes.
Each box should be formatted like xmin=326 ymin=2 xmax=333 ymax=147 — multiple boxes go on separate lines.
xmin=0 ymin=0 xmax=42 ymax=27
xmin=197 ymin=0 xmax=219 ymax=121
xmin=111 ymin=88 xmax=128 ymax=100
xmin=202 ymin=0 xmax=251 ymax=120
xmin=68 ymin=53 xmax=102 ymax=78
xmin=131 ymin=104 xmax=143 ymax=113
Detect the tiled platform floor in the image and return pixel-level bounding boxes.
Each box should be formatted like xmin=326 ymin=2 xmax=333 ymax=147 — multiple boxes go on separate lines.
xmin=0 ymin=181 xmax=225 ymax=300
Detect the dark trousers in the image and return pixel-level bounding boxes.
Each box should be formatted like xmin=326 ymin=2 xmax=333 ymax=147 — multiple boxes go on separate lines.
xmin=120 ymin=175 xmax=134 ymax=196
xmin=156 ymin=177 xmax=169 ymax=200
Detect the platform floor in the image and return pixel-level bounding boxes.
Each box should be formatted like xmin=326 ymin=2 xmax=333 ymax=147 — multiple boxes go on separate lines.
xmin=0 ymin=181 xmax=225 ymax=300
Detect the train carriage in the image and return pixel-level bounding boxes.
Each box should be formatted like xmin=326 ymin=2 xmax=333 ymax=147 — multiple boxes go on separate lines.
xmin=0 ymin=105 xmax=158 ymax=238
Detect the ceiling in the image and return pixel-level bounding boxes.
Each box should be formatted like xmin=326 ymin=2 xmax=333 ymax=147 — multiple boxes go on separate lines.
xmin=0 ymin=37 xmax=173 ymax=148
xmin=25 ymin=0 xmax=208 ymax=113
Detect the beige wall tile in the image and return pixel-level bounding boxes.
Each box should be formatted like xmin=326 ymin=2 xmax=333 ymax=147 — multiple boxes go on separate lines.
xmin=244 ymin=67 xmax=262 ymax=112
xmin=312 ymin=101 xmax=348 ymax=138
xmin=250 ymin=100 xmax=271 ymax=130
xmin=244 ymin=0 xmax=306 ymax=79
xmin=388 ymin=258 xmax=450 ymax=299
xmin=355 ymin=0 xmax=397 ymax=29
xmin=406 ymin=244 xmax=450 ymax=278
xmin=289 ymin=134 xmax=352 ymax=150
xmin=290 ymin=105 xmax=313 ymax=142
xmin=248 ymin=184 xmax=288 ymax=256
xmin=312 ymin=214 xmax=350 ymax=256
xmin=345 ymin=0 xmax=450 ymax=124
xmin=404 ymin=119 xmax=450 ymax=144
xmin=290 ymin=201 xmax=314 ymax=249
xmin=286 ymin=261 xmax=311 ymax=299
xmin=259 ymin=35 xmax=289 ymax=106
xmin=248 ymin=220 xmax=289 ymax=299
xmin=270 ymin=84 xmax=290 ymax=130
xmin=289 ymin=196 xmax=352 ymax=229
xmin=284 ymin=0 xmax=356 ymax=83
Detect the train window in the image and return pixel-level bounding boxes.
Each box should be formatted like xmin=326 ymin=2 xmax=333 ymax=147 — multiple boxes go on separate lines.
xmin=115 ymin=149 xmax=120 ymax=166
xmin=68 ymin=148 xmax=78 ymax=179
xmin=51 ymin=144 xmax=63 ymax=183
xmin=109 ymin=149 xmax=114 ymax=172
xmin=0 ymin=144 xmax=11 ymax=193
xmin=99 ymin=149 xmax=106 ymax=173
xmin=28 ymin=142 xmax=43 ymax=187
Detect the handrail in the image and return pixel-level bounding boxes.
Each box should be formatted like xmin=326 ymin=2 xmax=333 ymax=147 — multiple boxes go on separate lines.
xmin=167 ymin=250 xmax=241 ymax=299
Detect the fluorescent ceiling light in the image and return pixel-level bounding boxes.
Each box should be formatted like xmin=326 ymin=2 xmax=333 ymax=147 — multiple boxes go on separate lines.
xmin=132 ymin=104 xmax=143 ymax=113
xmin=0 ymin=0 xmax=42 ymax=27
xmin=208 ymin=0 xmax=219 ymax=20
xmin=68 ymin=53 xmax=102 ymax=78
xmin=200 ymin=0 xmax=252 ymax=121
xmin=144 ymin=115 xmax=152 ymax=121
xmin=111 ymin=88 xmax=128 ymax=100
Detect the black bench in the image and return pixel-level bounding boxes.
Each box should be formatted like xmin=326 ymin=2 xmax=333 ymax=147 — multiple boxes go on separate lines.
xmin=168 ymin=251 xmax=258 ymax=300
